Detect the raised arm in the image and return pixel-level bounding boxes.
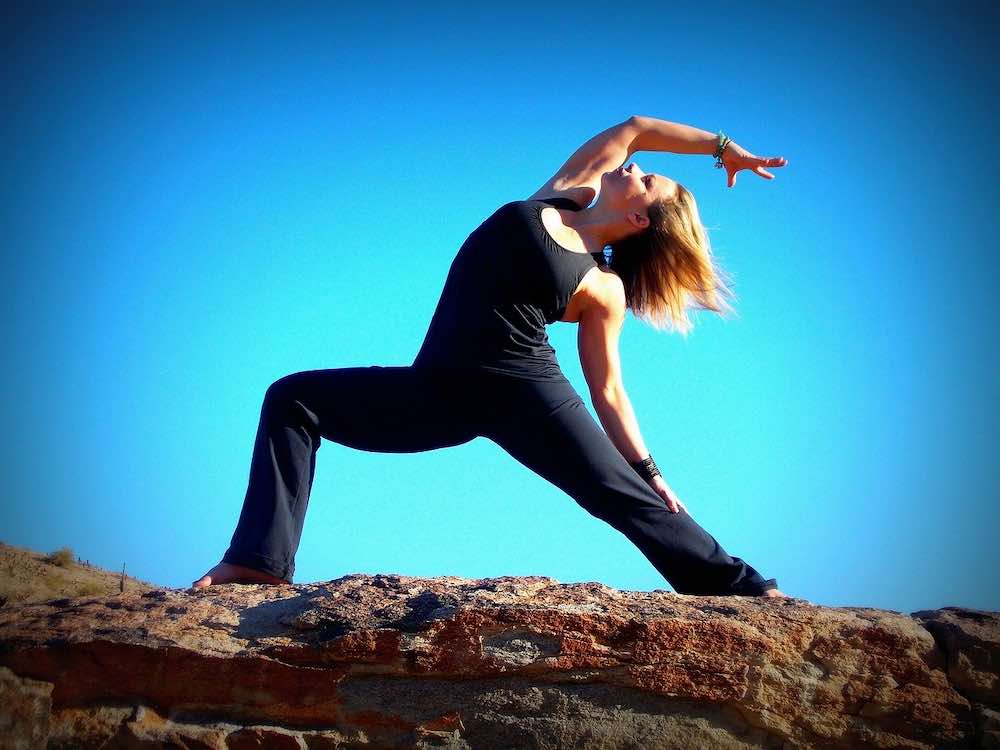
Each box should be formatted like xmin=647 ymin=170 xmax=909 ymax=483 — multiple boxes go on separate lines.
xmin=529 ymin=115 xmax=787 ymax=203
xmin=527 ymin=116 xmax=643 ymax=205
xmin=629 ymin=115 xmax=722 ymax=155
xmin=630 ymin=115 xmax=788 ymax=188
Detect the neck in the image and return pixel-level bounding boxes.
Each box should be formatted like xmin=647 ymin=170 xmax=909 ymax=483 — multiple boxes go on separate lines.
xmin=561 ymin=205 xmax=633 ymax=250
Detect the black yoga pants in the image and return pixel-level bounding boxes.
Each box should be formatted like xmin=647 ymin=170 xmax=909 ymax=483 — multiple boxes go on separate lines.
xmin=220 ymin=365 xmax=778 ymax=596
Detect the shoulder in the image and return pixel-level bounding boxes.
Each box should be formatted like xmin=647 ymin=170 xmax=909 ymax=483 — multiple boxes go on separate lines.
xmin=583 ymin=267 xmax=626 ymax=321
xmin=598 ymin=268 xmax=626 ymax=309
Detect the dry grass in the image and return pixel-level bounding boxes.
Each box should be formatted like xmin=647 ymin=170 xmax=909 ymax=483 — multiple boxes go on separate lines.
xmin=44 ymin=546 xmax=75 ymax=568
xmin=0 ymin=539 xmax=160 ymax=606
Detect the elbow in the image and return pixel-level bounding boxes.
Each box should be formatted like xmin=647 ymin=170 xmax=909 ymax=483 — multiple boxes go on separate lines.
xmin=593 ymin=384 xmax=626 ymax=409
xmin=622 ymin=116 xmax=645 ymax=152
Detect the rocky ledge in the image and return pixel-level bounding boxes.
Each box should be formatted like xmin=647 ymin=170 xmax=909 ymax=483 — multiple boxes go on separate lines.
xmin=0 ymin=574 xmax=997 ymax=749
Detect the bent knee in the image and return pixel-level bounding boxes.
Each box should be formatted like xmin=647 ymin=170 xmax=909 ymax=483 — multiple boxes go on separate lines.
xmin=264 ymin=373 xmax=315 ymax=419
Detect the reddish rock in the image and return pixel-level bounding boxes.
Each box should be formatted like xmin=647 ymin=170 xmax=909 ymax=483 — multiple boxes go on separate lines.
xmin=0 ymin=573 xmax=994 ymax=748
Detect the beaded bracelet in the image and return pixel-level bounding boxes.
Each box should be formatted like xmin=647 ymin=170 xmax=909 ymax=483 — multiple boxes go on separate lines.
xmin=713 ymin=130 xmax=732 ymax=169
xmin=630 ymin=455 xmax=662 ymax=482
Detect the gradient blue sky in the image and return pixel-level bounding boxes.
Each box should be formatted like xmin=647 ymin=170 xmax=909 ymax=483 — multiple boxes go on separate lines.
xmin=3 ymin=1 xmax=997 ymax=613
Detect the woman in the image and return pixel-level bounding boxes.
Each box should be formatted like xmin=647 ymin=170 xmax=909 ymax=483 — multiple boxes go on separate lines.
xmin=192 ymin=115 xmax=792 ymax=598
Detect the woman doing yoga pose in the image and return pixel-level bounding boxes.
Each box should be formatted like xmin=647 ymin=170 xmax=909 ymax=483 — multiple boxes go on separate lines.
xmin=192 ymin=115 xmax=790 ymax=597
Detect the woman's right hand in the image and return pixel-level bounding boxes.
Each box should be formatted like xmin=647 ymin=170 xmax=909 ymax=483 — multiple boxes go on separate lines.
xmin=719 ymin=141 xmax=788 ymax=188
xmin=649 ymin=474 xmax=687 ymax=514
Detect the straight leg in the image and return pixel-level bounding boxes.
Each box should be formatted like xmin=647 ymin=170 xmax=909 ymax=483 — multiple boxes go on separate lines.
xmin=221 ymin=365 xmax=479 ymax=582
xmin=481 ymin=376 xmax=778 ymax=596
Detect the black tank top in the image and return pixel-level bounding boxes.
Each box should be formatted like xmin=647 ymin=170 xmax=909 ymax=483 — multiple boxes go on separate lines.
xmin=412 ymin=197 xmax=606 ymax=381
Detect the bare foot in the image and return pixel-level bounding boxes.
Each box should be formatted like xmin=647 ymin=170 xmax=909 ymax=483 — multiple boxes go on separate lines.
xmin=190 ymin=562 xmax=290 ymax=590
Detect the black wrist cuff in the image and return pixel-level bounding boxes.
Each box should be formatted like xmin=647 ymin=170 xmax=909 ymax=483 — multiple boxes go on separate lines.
xmin=630 ymin=455 xmax=661 ymax=482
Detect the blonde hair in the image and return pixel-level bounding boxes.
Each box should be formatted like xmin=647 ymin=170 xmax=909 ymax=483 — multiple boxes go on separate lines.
xmin=608 ymin=184 xmax=736 ymax=337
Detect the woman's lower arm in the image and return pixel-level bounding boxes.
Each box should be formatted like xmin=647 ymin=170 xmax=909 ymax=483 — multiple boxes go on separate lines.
xmin=630 ymin=115 xmax=718 ymax=157
xmin=592 ymin=388 xmax=652 ymax=465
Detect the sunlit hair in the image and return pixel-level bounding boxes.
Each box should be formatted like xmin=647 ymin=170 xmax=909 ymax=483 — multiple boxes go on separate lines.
xmin=607 ymin=184 xmax=736 ymax=337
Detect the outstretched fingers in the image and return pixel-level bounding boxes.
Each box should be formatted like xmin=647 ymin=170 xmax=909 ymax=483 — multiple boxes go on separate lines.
xmin=729 ymin=156 xmax=788 ymax=187
xmin=755 ymin=156 xmax=787 ymax=180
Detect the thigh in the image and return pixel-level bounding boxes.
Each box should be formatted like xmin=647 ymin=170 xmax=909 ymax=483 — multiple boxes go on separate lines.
xmin=267 ymin=365 xmax=479 ymax=453
xmin=481 ymin=377 xmax=668 ymax=518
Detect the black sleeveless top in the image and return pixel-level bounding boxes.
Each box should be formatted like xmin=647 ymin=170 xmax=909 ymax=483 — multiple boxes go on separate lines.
xmin=412 ymin=197 xmax=606 ymax=381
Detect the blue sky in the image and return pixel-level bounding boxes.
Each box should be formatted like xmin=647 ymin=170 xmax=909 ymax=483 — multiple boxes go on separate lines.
xmin=3 ymin=1 xmax=997 ymax=613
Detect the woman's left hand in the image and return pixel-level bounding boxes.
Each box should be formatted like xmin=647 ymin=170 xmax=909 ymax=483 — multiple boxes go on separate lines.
xmin=720 ymin=141 xmax=788 ymax=188
xmin=649 ymin=475 xmax=688 ymax=513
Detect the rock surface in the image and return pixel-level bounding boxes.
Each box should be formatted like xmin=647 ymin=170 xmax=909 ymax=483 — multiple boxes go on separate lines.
xmin=0 ymin=573 xmax=997 ymax=749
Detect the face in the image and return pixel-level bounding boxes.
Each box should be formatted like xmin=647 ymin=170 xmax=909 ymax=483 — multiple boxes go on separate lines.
xmin=600 ymin=162 xmax=680 ymax=229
